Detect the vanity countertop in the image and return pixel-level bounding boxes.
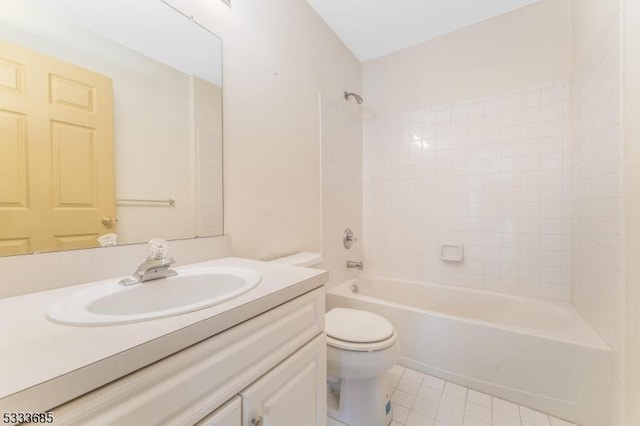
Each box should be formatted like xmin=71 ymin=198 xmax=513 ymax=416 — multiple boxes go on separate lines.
xmin=0 ymin=257 xmax=328 ymax=413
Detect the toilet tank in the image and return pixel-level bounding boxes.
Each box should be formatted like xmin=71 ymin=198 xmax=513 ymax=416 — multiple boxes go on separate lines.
xmin=270 ymin=252 xmax=323 ymax=268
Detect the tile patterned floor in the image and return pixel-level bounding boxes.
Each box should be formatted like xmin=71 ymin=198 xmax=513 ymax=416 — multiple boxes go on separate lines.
xmin=385 ymin=365 xmax=578 ymax=426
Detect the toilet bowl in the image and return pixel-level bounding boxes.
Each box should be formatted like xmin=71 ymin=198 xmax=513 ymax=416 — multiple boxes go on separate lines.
xmin=270 ymin=253 xmax=399 ymax=426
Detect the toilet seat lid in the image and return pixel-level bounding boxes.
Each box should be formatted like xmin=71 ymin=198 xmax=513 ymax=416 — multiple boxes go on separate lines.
xmin=327 ymin=332 xmax=396 ymax=352
xmin=325 ymin=308 xmax=395 ymax=343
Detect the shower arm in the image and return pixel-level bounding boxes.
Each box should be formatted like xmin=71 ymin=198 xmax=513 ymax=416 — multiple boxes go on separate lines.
xmin=344 ymin=91 xmax=364 ymax=104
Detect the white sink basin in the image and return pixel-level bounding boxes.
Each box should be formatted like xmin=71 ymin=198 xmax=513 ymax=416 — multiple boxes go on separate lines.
xmin=46 ymin=266 xmax=261 ymax=326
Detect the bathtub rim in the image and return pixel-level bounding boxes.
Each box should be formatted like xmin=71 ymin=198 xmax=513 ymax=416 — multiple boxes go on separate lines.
xmin=329 ymin=276 xmax=610 ymax=351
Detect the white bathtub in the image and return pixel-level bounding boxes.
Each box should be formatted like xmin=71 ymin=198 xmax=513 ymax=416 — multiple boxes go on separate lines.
xmin=327 ymin=278 xmax=612 ymax=426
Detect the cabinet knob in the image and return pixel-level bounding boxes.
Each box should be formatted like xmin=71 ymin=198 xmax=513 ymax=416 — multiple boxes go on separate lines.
xmin=251 ymin=417 xmax=264 ymax=426
xmin=101 ymin=217 xmax=114 ymax=227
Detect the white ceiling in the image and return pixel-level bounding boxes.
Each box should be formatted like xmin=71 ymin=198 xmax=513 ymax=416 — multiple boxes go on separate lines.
xmin=305 ymin=0 xmax=541 ymax=62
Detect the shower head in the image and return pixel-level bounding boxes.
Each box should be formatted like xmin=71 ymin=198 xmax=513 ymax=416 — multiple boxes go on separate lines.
xmin=344 ymin=91 xmax=364 ymax=104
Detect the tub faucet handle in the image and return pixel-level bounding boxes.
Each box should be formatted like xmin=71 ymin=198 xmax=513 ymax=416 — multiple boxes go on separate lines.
xmin=343 ymin=228 xmax=357 ymax=249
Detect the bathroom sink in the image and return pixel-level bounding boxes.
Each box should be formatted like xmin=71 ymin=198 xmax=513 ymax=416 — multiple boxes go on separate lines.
xmin=46 ymin=267 xmax=261 ymax=326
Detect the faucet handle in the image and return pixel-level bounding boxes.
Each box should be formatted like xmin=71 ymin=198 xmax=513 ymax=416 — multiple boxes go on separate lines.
xmin=343 ymin=228 xmax=357 ymax=249
xmin=148 ymin=238 xmax=170 ymax=259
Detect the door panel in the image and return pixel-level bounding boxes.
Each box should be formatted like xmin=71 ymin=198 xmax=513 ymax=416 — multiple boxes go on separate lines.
xmin=54 ymin=234 xmax=101 ymax=251
xmin=0 ymin=58 xmax=24 ymax=94
xmin=50 ymin=121 xmax=97 ymax=207
xmin=0 ymin=109 xmax=28 ymax=207
xmin=49 ymin=73 xmax=96 ymax=112
xmin=0 ymin=238 xmax=30 ymax=256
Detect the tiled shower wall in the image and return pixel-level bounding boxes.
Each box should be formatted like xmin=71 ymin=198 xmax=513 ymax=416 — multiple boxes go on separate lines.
xmin=363 ymin=80 xmax=571 ymax=300
xmin=321 ymin=94 xmax=363 ymax=287
xmin=570 ymin=3 xmax=622 ymax=423
xmin=570 ymin=1 xmax=621 ymax=351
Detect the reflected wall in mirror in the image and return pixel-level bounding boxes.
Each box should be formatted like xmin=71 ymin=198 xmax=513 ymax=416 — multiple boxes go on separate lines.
xmin=0 ymin=0 xmax=223 ymax=257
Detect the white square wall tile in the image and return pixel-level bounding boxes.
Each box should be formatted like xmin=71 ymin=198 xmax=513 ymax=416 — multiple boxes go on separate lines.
xmin=522 ymin=90 xmax=541 ymax=108
xmin=502 ymin=94 xmax=521 ymax=111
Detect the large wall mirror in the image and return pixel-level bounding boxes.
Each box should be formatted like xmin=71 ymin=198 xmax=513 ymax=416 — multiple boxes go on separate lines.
xmin=0 ymin=0 xmax=223 ymax=257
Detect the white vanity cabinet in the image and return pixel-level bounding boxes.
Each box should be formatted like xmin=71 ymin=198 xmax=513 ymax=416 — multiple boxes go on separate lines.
xmin=50 ymin=287 xmax=326 ymax=426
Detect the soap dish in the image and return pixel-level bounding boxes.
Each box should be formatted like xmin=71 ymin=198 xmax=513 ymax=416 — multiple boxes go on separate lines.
xmin=440 ymin=244 xmax=464 ymax=262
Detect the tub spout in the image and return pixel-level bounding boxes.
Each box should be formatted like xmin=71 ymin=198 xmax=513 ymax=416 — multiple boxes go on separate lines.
xmin=346 ymin=260 xmax=363 ymax=271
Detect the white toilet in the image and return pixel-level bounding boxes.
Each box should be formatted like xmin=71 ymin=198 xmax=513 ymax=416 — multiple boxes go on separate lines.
xmin=271 ymin=252 xmax=399 ymax=426
xmin=325 ymin=307 xmax=398 ymax=426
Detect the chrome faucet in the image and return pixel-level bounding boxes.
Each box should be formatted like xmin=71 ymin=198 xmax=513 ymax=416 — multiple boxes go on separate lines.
xmin=346 ymin=260 xmax=364 ymax=271
xmin=119 ymin=239 xmax=177 ymax=286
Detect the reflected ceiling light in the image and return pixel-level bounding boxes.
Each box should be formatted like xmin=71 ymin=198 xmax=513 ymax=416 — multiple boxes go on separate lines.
xmin=221 ymin=0 xmax=231 ymax=6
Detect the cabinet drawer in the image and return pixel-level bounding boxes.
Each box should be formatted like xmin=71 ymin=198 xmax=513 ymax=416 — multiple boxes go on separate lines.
xmin=52 ymin=288 xmax=325 ymax=425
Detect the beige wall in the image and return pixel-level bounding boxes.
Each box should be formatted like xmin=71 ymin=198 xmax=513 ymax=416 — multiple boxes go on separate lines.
xmin=572 ymin=0 xmax=620 ymax=67
xmin=362 ymin=0 xmax=572 ymax=116
xmin=623 ymin=0 xmax=640 ymax=423
xmin=165 ymin=0 xmax=361 ymax=260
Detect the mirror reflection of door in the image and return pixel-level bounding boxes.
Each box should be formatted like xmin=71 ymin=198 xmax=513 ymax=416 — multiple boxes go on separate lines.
xmin=0 ymin=39 xmax=115 ymax=256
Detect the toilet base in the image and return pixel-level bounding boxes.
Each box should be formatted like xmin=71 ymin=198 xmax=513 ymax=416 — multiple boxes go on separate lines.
xmin=327 ymin=376 xmax=392 ymax=426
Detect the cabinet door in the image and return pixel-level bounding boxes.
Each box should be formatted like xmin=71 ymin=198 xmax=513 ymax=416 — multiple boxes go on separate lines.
xmin=196 ymin=396 xmax=241 ymax=426
xmin=241 ymin=334 xmax=326 ymax=426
